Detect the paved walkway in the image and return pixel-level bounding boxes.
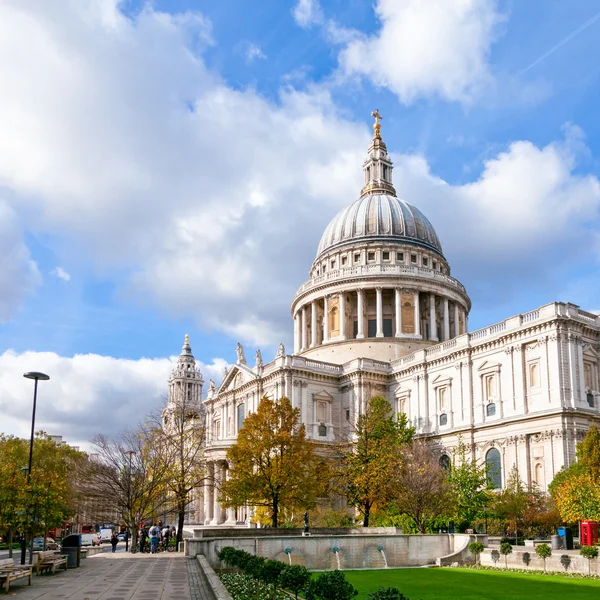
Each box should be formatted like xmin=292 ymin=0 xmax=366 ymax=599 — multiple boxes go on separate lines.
xmin=4 ymin=553 xmax=202 ymax=599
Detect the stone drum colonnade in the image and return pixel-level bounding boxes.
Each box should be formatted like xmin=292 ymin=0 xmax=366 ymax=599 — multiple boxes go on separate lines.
xmin=293 ymin=287 xmax=469 ymax=353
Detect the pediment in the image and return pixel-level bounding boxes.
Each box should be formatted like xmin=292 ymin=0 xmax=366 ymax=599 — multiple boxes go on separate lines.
xmin=313 ymin=390 xmax=334 ymax=402
xmin=217 ymin=363 xmax=258 ymax=393
xmin=583 ymin=345 xmax=598 ymax=360
xmin=477 ymin=360 xmax=501 ymax=373
xmin=431 ymin=374 xmax=452 ymax=386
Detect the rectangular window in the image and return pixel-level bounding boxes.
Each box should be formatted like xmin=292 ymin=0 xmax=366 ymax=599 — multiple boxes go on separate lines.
xmin=382 ymin=251 xmax=390 ymax=260
xmin=397 ymin=252 xmax=404 ymax=262
xmin=383 ymin=319 xmax=393 ymax=337
xmin=367 ymin=319 xmax=377 ymax=338
xmin=411 ymin=254 xmax=417 ymax=263
xmin=237 ymin=403 xmax=245 ymax=430
xmin=341 ymin=256 xmax=347 ymax=266
xmin=584 ymin=362 xmax=593 ymax=389
xmin=368 ymin=251 xmax=376 ymax=261
xmin=422 ymin=257 xmax=429 ymax=266
xmin=317 ymin=401 xmax=328 ymax=423
xmin=438 ymin=387 xmax=447 ymax=411
xmin=331 ymin=259 xmax=336 ymax=269
xmin=398 ymin=398 xmax=406 ymax=414
xmin=345 ymin=409 xmax=350 ymax=420
xmin=354 ymin=253 xmax=361 ymax=264
xmin=433 ymin=261 xmax=437 ymax=269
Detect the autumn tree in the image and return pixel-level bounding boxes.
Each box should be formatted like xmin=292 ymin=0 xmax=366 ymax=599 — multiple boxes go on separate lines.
xmin=339 ymin=396 xmax=414 ymax=527
xmin=220 ymin=396 xmax=321 ymax=528
xmin=550 ymin=425 xmax=600 ymax=523
xmin=390 ymin=440 xmax=452 ymax=533
xmin=151 ymin=389 xmax=206 ymax=545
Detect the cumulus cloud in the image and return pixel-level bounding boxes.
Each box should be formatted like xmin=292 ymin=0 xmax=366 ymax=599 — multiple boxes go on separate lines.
xmin=292 ymin=0 xmax=324 ymax=28
xmin=0 ymin=0 xmax=599 ymax=350
xmin=337 ymin=0 xmax=503 ymax=104
xmin=0 ymin=350 xmax=229 ymax=446
xmin=0 ymin=201 xmax=41 ymax=321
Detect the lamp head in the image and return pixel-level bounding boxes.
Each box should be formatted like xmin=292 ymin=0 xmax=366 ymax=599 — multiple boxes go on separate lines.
xmin=23 ymin=372 xmax=50 ymax=381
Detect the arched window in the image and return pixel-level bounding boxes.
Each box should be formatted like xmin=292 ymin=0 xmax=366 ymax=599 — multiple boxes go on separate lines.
xmin=486 ymin=448 xmax=502 ymax=489
xmin=439 ymin=454 xmax=450 ymax=471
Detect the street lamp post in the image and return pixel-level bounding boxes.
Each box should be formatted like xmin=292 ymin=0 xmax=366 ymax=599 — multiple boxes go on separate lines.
xmin=125 ymin=451 xmax=135 ymax=553
xmin=21 ymin=371 xmax=50 ymax=565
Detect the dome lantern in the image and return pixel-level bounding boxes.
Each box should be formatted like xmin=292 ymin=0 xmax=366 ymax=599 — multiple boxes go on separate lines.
xmin=361 ymin=109 xmax=396 ymax=198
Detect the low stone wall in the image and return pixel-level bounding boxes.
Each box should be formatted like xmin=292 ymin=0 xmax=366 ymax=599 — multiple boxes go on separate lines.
xmin=436 ymin=534 xmax=482 ymax=566
xmin=188 ymin=534 xmax=465 ymax=570
xmin=481 ymin=548 xmax=600 ymax=575
xmin=197 ymin=555 xmax=233 ymax=600
xmin=191 ymin=527 xmax=399 ymax=538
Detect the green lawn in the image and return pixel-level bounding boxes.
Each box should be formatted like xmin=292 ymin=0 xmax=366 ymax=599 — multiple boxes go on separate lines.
xmin=343 ymin=568 xmax=600 ymax=600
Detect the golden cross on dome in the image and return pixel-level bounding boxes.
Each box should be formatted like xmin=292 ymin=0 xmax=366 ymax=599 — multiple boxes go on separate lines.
xmin=371 ymin=109 xmax=382 ymax=138
xmin=185 ymin=334 xmax=189 ymax=345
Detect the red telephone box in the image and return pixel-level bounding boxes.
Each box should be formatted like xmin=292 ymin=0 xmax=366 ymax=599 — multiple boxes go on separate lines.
xmin=581 ymin=521 xmax=598 ymax=546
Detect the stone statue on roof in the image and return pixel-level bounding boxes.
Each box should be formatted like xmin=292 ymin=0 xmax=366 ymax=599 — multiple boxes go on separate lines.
xmin=276 ymin=343 xmax=285 ymax=358
xmin=255 ymin=349 xmax=263 ymax=368
xmin=236 ymin=342 xmax=246 ymax=365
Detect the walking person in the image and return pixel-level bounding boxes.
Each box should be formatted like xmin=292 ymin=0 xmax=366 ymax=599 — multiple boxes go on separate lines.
xmin=110 ymin=533 xmax=118 ymax=553
xmin=139 ymin=527 xmax=148 ymax=553
xmin=148 ymin=523 xmax=160 ymax=554
xmin=124 ymin=530 xmax=129 ymax=552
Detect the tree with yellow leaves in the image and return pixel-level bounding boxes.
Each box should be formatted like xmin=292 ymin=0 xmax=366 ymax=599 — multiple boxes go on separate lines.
xmin=220 ymin=396 xmax=321 ymax=528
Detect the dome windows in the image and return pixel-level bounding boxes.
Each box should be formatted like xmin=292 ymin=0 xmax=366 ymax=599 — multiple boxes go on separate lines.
xmin=397 ymin=252 xmax=404 ymax=262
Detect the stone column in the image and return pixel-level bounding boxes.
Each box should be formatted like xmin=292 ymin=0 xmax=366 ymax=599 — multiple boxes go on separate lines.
xmin=294 ymin=313 xmax=300 ymax=353
xmin=356 ymin=289 xmax=365 ymax=339
xmin=211 ymin=462 xmax=222 ymax=525
xmin=429 ymin=293 xmax=438 ymax=341
xmin=204 ymin=464 xmax=213 ymax=525
xmin=395 ymin=288 xmax=402 ymax=337
xmin=454 ymin=303 xmax=460 ymax=337
xmin=225 ymin=465 xmax=236 ymax=525
xmin=376 ymin=287 xmax=384 ymax=337
xmin=464 ymin=309 xmax=469 ymax=333
xmin=414 ymin=291 xmax=421 ymax=337
xmin=339 ymin=293 xmax=346 ymax=339
xmin=443 ymin=298 xmax=450 ymax=341
xmin=323 ymin=296 xmax=330 ymax=343
xmin=301 ymin=306 xmax=307 ymax=351
xmin=310 ymin=301 xmax=317 ymax=348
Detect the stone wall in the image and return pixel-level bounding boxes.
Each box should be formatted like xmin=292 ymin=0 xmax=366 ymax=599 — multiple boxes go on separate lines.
xmin=187 ymin=534 xmax=472 ymax=570
xmin=481 ymin=548 xmax=599 ymax=575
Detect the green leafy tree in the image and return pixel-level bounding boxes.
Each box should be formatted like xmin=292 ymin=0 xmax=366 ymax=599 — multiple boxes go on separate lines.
xmin=262 ymin=559 xmax=285 ymax=600
xmin=389 ymin=440 xmax=452 ymax=533
xmin=493 ymin=466 xmax=529 ymax=545
xmin=580 ymin=545 xmax=599 ymax=574
xmin=221 ymin=396 xmax=321 ymax=528
xmin=279 ymin=565 xmax=311 ymax=600
xmin=468 ymin=541 xmax=485 ymax=567
xmin=535 ymin=543 xmax=552 ymax=572
xmin=340 ymin=396 xmax=414 ymax=527
xmin=447 ymin=439 xmax=490 ymax=529
xmin=305 ymin=570 xmax=358 ymax=600
xmin=500 ymin=542 xmax=512 ymax=568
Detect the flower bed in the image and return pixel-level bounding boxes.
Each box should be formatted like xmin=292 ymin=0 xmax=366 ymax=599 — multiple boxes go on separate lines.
xmin=220 ymin=573 xmax=290 ymax=600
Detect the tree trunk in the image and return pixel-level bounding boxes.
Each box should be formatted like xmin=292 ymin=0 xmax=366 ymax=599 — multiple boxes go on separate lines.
xmin=272 ymin=496 xmax=279 ymax=528
xmin=177 ymin=506 xmax=186 ymax=546
xmin=363 ymin=503 xmax=370 ymax=528
xmin=7 ymin=528 xmax=13 ymax=559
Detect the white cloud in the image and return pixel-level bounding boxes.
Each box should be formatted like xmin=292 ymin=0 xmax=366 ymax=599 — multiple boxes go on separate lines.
xmin=292 ymin=0 xmax=324 ymax=28
xmin=0 ymin=0 xmax=599 ymax=350
xmin=0 ymin=200 xmax=40 ymax=321
xmin=0 ymin=349 xmax=229 ymax=446
xmin=244 ymin=42 xmax=266 ymax=62
xmin=51 ymin=267 xmax=71 ymax=282
xmin=337 ymin=0 xmax=503 ymax=104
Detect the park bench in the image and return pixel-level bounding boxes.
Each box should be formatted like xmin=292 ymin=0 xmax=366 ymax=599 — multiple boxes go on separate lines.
xmin=0 ymin=558 xmax=33 ymax=593
xmin=34 ymin=550 xmax=68 ymax=576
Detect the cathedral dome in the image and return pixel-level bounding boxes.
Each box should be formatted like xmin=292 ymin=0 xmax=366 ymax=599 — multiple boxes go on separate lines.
xmin=316 ymin=193 xmax=443 ymax=259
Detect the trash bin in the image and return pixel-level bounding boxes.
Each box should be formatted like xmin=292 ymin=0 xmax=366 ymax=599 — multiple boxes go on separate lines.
xmin=551 ymin=535 xmax=563 ymax=550
xmin=558 ymin=526 xmax=574 ymax=550
xmin=61 ymin=534 xmax=82 ymax=568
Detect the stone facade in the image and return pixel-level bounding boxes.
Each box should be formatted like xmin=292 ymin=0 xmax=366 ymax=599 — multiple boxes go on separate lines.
xmin=172 ymin=115 xmax=600 ymax=526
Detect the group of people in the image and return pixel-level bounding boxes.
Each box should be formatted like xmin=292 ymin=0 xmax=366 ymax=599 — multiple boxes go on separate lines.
xmin=138 ymin=523 xmax=176 ymax=554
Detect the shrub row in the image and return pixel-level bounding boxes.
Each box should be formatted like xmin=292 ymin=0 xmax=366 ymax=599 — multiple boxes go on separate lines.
xmin=216 ymin=546 xmax=413 ymax=600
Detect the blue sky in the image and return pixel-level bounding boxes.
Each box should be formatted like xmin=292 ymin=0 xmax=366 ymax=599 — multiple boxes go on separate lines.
xmin=1 ymin=0 xmax=599 ymax=444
